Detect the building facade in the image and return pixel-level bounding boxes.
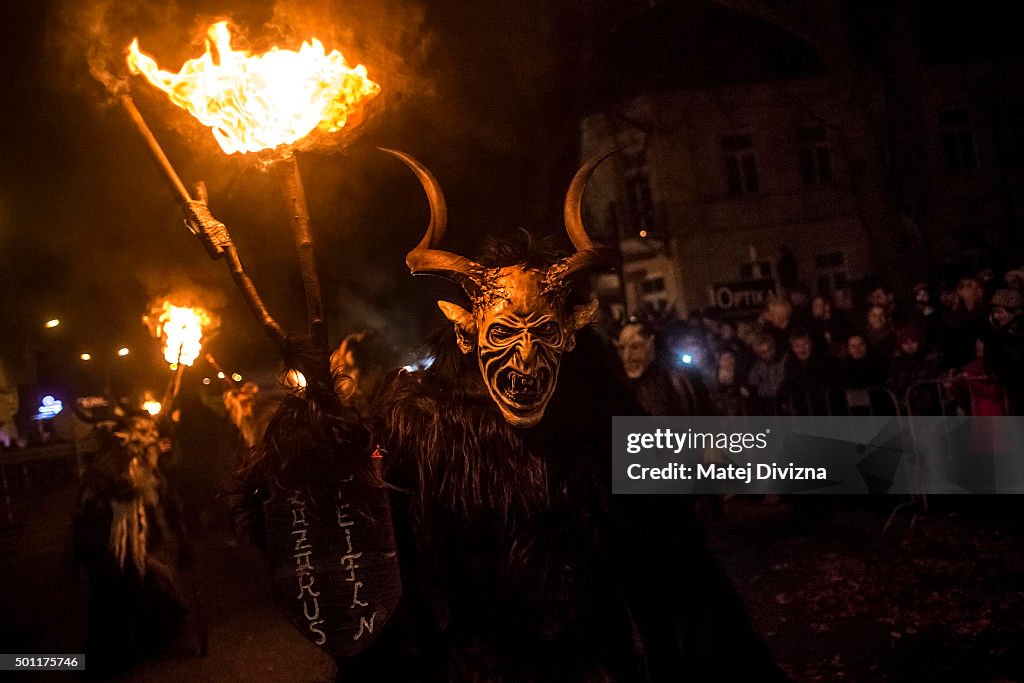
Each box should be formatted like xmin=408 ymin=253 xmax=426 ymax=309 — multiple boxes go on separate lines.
xmin=581 ymin=60 xmax=1024 ymax=321
xmin=580 ymin=77 xmax=873 ymax=320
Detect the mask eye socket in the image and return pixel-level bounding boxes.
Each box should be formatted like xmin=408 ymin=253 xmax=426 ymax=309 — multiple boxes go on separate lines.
xmin=487 ymin=324 xmax=518 ymax=344
xmin=532 ymin=321 xmax=561 ymax=343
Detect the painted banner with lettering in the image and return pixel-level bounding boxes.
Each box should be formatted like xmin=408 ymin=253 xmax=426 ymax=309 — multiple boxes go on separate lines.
xmin=262 ymin=472 xmax=401 ymax=655
xmin=708 ymin=278 xmax=777 ymax=313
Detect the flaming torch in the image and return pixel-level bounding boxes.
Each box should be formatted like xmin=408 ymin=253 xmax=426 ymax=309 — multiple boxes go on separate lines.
xmin=145 ymin=300 xmax=214 ymax=368
xmin=122 ymin=21 xmax=380 ymax=350
xmin=126 ymin=22 xmax=379 ymax=156
xmin=113 ymin=26 xmax=399 ymax=650
xmin=145 ymin=300 xmax=216 ymax=411
xmin=142 ymin=392 xmax=162 ymax=417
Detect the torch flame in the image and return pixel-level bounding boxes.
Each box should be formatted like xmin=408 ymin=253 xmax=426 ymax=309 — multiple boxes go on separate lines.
xmin=151 ymin=302 xmax=211 ymax=367
xmin=143 ymin=392 xmax=162 ymax=416
xmin=126 ymin=21 xmax=380 ymax=155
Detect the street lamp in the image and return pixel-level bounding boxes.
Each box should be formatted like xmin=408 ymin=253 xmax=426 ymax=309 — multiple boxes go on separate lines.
xmin=84 ymin=348 xmax=132 ymax=396
xmin=44 ymin=319 xmax=60 ymax=329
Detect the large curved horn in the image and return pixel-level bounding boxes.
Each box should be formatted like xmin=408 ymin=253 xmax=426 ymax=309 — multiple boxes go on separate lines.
xmin=563 ymin=148 xmax=619 ymax=252
xmin=550 ymin=149 xmax=620 ymax=285
xmin=380 ymin=149 xmax=483 ymax=284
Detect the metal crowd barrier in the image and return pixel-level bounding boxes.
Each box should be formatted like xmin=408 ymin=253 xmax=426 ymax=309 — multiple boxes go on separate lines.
xmin=732 ymin=386 xmax=903 ymax=419
xmin=719 ymin=377 xmax=1015 ymax=532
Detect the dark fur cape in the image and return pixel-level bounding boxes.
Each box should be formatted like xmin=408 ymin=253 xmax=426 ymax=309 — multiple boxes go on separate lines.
xmin=240 ymin=236 xmax=785 ymax=680
xmin=236 ymin=334 xmax=378 ymax=550
xmin=335 ymin=326 xmax=788 ymax=682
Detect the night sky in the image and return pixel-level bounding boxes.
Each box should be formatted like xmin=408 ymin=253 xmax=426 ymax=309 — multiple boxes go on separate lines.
xmin=0 ymin=0 xmax=1010 ymax=390
xmin=0 ymin=0 xmax=611 ymax=389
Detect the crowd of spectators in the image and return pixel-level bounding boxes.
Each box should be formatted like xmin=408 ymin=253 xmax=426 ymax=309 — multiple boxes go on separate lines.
xmin=616 ymin=267 xmax=1024 ymax=418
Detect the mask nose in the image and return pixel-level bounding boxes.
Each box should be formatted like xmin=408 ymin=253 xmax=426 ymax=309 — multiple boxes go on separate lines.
xmin=514 ymin=334 xmax=537 ymax=366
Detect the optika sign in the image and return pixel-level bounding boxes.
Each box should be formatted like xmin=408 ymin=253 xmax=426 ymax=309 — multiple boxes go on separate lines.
xmin=709 ymin=279 xmax=776 ymax=312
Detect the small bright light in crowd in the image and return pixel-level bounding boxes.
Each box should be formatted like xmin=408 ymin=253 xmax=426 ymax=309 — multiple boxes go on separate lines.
xmin=35 ymin=395 xmax=63 ymax=420
xmin=45 ymin=319 xmax=60 ymax=328
xmin=404 ymin=355 xmax=436 ymax=373
xmin=202 ymin=377 xmax=212 ymax=385
xmin=680 ymin=353 xmax=693 ymax=365
xmin=285 ymin=369 xmax=307 ymax=389
xmin=217 ymin=371 xmax=226 ymax=379
xmin=117 ymin=347 xmax=130 ymax=357
xmin=143 ymin=400 xmax=162 ymax=416
xmin=639 ymin=230 xmax=648 ymax=238
xmin=170 ymin=363 xmax=179 ymax=371
xmin=231 ymin=373 xmax=242 ymax=382
xmin=80 ymin=353 xmax=92 ymax=361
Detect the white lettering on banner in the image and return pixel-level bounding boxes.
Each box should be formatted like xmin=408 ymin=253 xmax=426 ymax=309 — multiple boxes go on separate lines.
xmin=336 ymin=491 xmax=378 ymax=641
xmin=715 ymin=286 xmax=771 ymax=310
xmin=289 ymin=491 xmax=326 ymax=645
xmin=711 ymin=280 xmax=776 ymax=311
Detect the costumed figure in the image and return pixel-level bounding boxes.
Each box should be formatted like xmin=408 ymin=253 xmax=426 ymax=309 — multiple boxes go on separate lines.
xmin=330 ymin=330 xmax=401 ymax=407
xmin=224 ymin=381 xmax=281 ymax=450
xmin=71 ymin=406 xmax=197 ymax=672
xmin=196 ymin=150 xmax=786 ymax=681
xmin=615 ymin=322 xmax=707 ymax=416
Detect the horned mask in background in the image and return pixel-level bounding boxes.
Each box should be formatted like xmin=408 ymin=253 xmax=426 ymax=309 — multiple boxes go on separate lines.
xmin=384 ymin=149 xmax=616 ymax=428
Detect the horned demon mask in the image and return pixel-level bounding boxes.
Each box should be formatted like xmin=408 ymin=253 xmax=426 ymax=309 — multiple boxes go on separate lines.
xmin=385 ymin=149 xmax=615 ymax=428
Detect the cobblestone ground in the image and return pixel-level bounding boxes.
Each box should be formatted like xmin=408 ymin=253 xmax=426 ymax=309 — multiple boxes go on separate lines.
xmin=710 ymin=497 xmax=1024 ymax=683
xmin=2 ymin=468 xmax=1022 ymax=682
xmin=0 ymin=469 xmax=334 ymax=683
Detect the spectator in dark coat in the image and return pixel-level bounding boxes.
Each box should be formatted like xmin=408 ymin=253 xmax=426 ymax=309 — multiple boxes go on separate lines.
xmin=908 ymin=282 xmax=940 ymax=345
xmin=840 ymin=334 xmax=889 ymax=389
xmin=781 ymin=329 xmax=836 ymax=398
xmin=939 ymin=276 xmax=988 ymax=369
xmin=709 ymin=350 xmax=747 ymax=416
xmin=810 ymin=295 xmax=851 ymax=357
xmin=983 ymin=289 xmax=1024 ymax=414
xmin=780 ymin=329 xmax=837 ymax=415
xmin=888 ymin=324 xmax=941 ymax=413
xmin=864 ymin=305 xmax=898 ymax=359
xmin=747 ymin=334 xmax=788 ymax=400
xmin=715 ymin=321 xmax=753 ymax=383
xmin=788 ymin=283 xmax=813 ymax=329
xmin=759 ymin=300 xmax=793 ymax=352
xmin=616 ymin=323 xmax=706 ymax=416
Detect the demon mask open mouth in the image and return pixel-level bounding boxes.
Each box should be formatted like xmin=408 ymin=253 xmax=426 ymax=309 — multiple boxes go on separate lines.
xmin=498 ymin=367 xmax=550 ymax=405
xmin=386 ymin=148 xmax=615 ymax=428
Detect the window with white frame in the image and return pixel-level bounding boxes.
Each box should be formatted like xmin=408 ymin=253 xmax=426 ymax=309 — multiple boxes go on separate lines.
xmin=722 ymin=133 xmax=759 ymax=195
xmin=797 ymin=125 xmax=833 ymax=186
